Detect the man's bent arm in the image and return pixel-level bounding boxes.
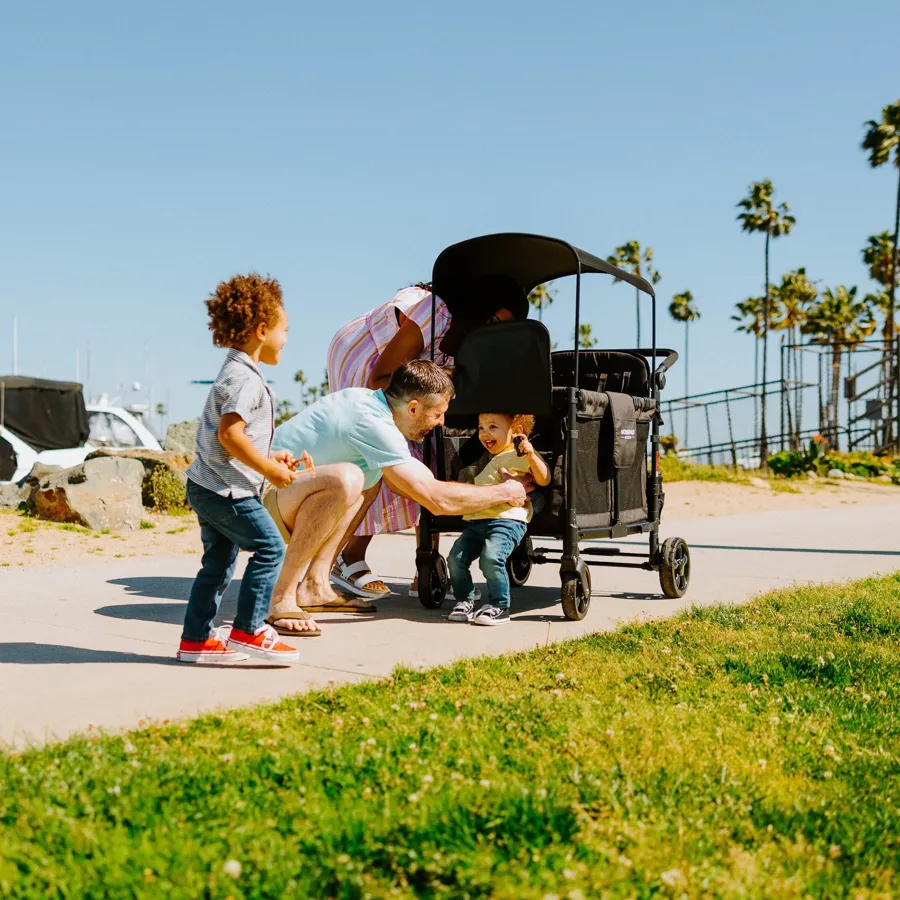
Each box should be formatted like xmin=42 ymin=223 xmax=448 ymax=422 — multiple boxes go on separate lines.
xmin=382 ymin=460 xmax=526 ymax=516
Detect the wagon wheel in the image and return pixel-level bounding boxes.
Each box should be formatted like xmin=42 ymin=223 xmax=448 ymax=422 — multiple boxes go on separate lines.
xmin=507 ymin=536 xmax=534 ymax=588
xmin=560 ymin=566 xmax=591 ymax=621
xmin=416 ymin=554 xmax=448 ymax=609
xmin=659 ymin=537 xmax=690 ymax=599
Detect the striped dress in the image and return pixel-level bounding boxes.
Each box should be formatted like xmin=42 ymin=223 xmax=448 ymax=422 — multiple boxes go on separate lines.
xmin=326 ymin=287 xmax=452 ymax=536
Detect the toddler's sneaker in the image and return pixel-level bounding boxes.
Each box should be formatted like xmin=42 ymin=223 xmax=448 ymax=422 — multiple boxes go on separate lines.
xmin=448 ymin=598 xmax=476 ymax=622
xmin=177 ymin=633 xmax=249 ymax=663
xmin=228 ymin=624 xmax=301 ymax=662
xmin=471 ymin=604 xmax=510 ymax=626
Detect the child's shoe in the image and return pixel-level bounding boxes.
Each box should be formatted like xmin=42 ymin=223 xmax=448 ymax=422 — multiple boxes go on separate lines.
xmin=448 ymin=598 xmax=476 ymax=622
xmin=177 ymin=633 xmax=249 ymax=663
xmin=228 ymin=624 xmax=301 ymax=662
xmin=470 ymin=604 xmax=510 ymax=626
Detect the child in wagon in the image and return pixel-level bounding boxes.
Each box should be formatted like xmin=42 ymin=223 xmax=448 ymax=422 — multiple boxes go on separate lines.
xmin=447 ymin=413 xmax=551 ymax=625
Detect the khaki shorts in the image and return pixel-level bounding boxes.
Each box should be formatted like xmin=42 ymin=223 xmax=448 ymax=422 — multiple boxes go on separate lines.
xmin=262 ymin=488 xmax=291 ymax=544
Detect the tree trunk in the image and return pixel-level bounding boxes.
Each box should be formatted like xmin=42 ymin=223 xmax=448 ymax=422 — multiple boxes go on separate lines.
xmin=761 ymin=230 xmax=770 ymax=467
xmin=784 ymin=336 xmax=796 ymax=449
xmin=887 ymin=164 xmax=900 ymax=450
xmin=684 ymin=320 xmax=690 ymax=446
xmin=831 ymin=345 xmax=842 ymax=448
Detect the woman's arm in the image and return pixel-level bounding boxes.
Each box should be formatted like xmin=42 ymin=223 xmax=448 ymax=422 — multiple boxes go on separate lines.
xmin=366 ymin=318 xmax=425 ymax=390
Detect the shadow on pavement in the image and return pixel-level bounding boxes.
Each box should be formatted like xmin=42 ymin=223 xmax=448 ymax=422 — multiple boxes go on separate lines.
xmin=0 ymin=643 xmax=181 ymax=665
xmin=99 ymin=576 xmax=238 ymax=625
xmin=687 ymin=543 xmax=900 ymax=556
xmin=0 ymin=642 xmax=281 ymax=668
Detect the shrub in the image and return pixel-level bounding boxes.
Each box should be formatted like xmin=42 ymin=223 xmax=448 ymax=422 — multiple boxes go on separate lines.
xmin=145 ymin=467 xmax=189 ymax=512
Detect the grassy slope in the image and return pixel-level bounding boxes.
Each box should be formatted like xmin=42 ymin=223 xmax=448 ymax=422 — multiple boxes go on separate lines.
xmin=2 ymin=576 xmax=899 ymax=899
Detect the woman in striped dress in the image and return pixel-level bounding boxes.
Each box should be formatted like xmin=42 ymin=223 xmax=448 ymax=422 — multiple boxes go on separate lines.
xmin=327 ymin=279 xmax=529 ymax=599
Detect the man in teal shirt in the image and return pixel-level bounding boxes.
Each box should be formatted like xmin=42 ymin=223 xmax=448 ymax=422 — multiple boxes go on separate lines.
xmin=263 ymin=360 xmax=531 ymax=633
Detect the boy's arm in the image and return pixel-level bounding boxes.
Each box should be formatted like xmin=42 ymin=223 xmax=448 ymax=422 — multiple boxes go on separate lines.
xmin=218 ymin=414 xmax=295 ymax=488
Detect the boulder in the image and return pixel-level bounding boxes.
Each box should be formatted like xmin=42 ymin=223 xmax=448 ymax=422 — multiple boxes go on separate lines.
xmin=85 ymin=448 xmax=190 ymax=508
xmin=826 ymin=468 xmax=846 ymax=480
xmin=0 ymin=482 xmax=29 ymax=510
xmin=844 ymin=471 xmax=858 ymax=480
xmin=164 ymin=419 xmax=199 ymax=456
xmin=877 ymin=474 xmax=893 ymax=483
xmin=748 ymin=476 xmax=769 ymax=488
xmin=33 ymin=458 xmax=145 ymax=531
xmin=805 ymin=470 xmax=819 ymax=481
xmin=1 ymin=463 xmax=65 ymax=511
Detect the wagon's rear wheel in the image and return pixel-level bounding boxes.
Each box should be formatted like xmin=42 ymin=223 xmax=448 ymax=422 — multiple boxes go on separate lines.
xmin=561 ymin=566 xmax=591 ymax=621
xmin=416 ymin=554 xmax=449 ymax=609
xmin=659 ymin=537 xmax=690 ymax=598
xmin=507 ymin=536 xmax=533 ymax=587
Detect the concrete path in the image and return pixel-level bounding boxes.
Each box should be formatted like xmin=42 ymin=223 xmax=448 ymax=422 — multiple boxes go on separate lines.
xmin=2 ymin=504 xmax=899 ymax=747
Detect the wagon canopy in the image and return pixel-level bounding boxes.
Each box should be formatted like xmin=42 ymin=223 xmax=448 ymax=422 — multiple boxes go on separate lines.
xmin=0 ymin=376 xmax=89 ymax=451
xmin=432 ymin=232 xmax=657 ymax=318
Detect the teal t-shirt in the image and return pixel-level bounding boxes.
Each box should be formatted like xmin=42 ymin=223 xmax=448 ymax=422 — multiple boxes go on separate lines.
xmin=272 ymin=388 xmax=411 ymax=489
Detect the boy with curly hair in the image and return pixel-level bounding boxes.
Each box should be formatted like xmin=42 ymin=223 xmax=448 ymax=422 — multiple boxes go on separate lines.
xmin=177 ymin=273 xmax=304 ymax=663
xmin=448 ymin=413 xmax=550 ymax=625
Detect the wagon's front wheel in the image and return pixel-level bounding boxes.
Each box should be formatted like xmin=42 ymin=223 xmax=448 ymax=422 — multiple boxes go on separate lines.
xmin=659 ymin=537 xmax=690 ymax=598
xmin=417 ymin=553 xmax=449 ymax=609
xmin=560 ymin=566 xmax=591 ymax=621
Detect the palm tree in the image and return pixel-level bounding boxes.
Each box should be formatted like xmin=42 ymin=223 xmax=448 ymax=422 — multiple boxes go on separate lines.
xmin=771 ymin=268 xmax=817 ymax=446
xmin=668 ymin=291 xmax=700 ymax=445
xmin=576 ymin=324 xmax=597 ymax=349
xmin=606 ymin=240 xmax=661 ymax=346
xmin=294 ymin=369 xmax=330 ymax=407
xmin=528 ymin=282 xmax=556 ymax=322
xmin=802 ymin=286 xmax=875 ymax=447
xmin=732 ymin=295 xmax=767 ymax=442
xmin=861 ymin=227 xmax=900 ymax=448
xmin=862 ymin=102 xmax=900 ymax=352
xmin=737 ymin=180 xmax=796 ymax=466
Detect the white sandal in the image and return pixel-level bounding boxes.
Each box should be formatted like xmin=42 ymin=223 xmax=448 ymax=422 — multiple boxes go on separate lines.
xmin=330 ymin=554 xmax=393 ymax=599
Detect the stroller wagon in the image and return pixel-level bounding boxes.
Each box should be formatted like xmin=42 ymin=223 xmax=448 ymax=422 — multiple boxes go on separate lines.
xmin=415 ymin=233 xmax=691 ymax=620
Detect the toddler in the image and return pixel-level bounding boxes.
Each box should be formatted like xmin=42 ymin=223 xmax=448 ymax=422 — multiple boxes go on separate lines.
xmin=448 ymin=413 xmax=550 ymax=625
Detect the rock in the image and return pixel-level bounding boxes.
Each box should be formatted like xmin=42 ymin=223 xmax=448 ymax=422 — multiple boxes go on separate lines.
xmin=85 ymin=448 xmax=190 ymax=508
xmin=877 ymin=474 xmax=892 ymax=483
xmin=0 ymin=482 xmax=29 ymax=510
xmin=164 ymin=420 xmax=199 ymax=456
xmin=827 ymin=468 xmax=846 ymax=480
xmin=844 ymin=471 xmax=858 ymax=480
xmin=33 ymin=458 xmax=145 ymax=530
xmin=805 ymin=470 xmax=819 ymax=480
xmin=749 ymin=477 xmax=769 ymax=488
xmin=2 ymin=463 xmax=65 ymax=511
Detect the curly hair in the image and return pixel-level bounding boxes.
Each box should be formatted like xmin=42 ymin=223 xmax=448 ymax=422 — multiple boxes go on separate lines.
xmin=509 ymin=414 xmax=535 ymax=436
xmin=205 ymin=273 xmax=284 ymax=348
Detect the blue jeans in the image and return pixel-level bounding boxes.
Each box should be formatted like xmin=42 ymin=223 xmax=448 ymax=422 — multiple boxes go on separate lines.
xmin=181 ymin=480 xmax=286 ymax=642
xmin=448 ymin=519 xmax=528 ymax=610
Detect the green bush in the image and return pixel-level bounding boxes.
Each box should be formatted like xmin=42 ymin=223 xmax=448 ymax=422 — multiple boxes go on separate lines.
xmin=769 ymin=439 xmax=900 ymax=481
xmin=145 ymin=466 xmax=189 ymax=512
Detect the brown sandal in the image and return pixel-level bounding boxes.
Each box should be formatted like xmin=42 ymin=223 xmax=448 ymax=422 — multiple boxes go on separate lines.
xmin=265 ymin=609 xmax=322 ymax=637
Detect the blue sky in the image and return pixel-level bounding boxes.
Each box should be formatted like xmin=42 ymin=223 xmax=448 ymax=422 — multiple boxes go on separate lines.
xmin=2 ymin=0 xmax=898 ymax=434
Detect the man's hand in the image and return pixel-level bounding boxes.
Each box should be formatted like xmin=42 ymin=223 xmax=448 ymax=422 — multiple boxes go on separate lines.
xmin=498 ymin=468 xmax=534 ymax=508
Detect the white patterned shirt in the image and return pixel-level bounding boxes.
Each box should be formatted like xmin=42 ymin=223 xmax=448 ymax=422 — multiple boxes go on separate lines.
xmin=187 ymin=350 xmax=275 ymax=498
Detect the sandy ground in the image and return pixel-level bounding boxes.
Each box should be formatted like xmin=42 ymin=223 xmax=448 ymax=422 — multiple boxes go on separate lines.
xmin=2 ymin=477 xmax=898 ymax=568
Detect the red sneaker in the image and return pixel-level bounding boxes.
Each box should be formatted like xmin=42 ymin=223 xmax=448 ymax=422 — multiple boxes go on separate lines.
xmin=177 ymin=634 xmax=249 ymax=663
xmin=228 ymin=625 xmax=301 ymax=663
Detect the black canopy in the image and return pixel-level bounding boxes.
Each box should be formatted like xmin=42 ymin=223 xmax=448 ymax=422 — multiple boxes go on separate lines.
xmin=432 ymin=232 xmax=656 ymax=317
xmin=0 ymin=376 xmax=90 ymax=452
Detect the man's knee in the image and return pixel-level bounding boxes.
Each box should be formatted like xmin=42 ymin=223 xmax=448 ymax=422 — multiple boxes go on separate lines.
xmin=335 ymin=464 xmax=365 ymax=499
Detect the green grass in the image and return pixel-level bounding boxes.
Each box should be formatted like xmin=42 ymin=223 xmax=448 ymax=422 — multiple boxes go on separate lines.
xmin=2 ymin=577 xmax=900 ymax=898
xmin=659 ymin=455 xmax=751 ymax=484
xmin=139 ymin=520 xmax=155 ymax=530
